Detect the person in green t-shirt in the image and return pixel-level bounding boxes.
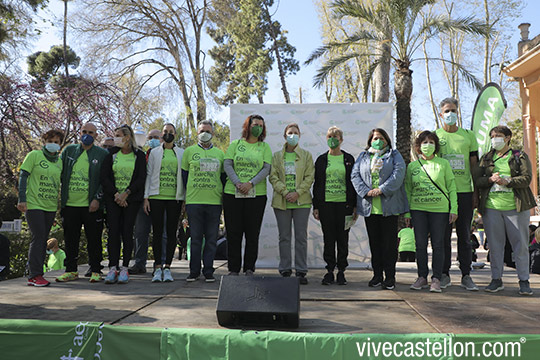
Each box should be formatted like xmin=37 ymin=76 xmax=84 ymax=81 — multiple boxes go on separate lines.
xmin=405 ymin=131 xmax=457 ymax=293
xmin=476 ymin=125 xmax=536 ymax=296
xmin=313 ymin=126 xmax=357 ymax=286
xmin=435 ymin=97 xmax=479 ymax=291
xmin=269 ymin=123 xmax=314 ymax=284
xmin=398 ymin=226 xmax=416 ymax=262
xmin=56 ymin=122 xmax=109 ymax=284
xmin=144 ymin=123 xmax=185 ymax=283
xmin=182 ymin=120 xmax=224 ymax=283
xmin=45 ymin=238 xmax=66 ymax=272
xmin=101 ymin=124 xmax=147 ymax=285
xmin=18 ymin=129 xmax=65 ymax=287
xmin=223 ymin=114 xmax=272 ymax=276
xmin=351 ymin=128 xmax=408 ymax=290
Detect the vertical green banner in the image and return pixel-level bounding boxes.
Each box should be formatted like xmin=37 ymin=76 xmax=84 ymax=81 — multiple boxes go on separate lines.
xmin=470 ymin=82 xmax=507 ymax=157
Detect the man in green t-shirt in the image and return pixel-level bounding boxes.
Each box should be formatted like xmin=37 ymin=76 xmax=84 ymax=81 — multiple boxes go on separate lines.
xmin=181 ymin=120 xmax=225 ymax=282
xmin=56 ymin=123 xmax=109 ymax=283
xmin=435 ymin=97 xmax=478 ymax=291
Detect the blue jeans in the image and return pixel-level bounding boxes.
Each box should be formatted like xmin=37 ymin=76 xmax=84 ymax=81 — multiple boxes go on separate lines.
xmin=411 ymin=210 xmax=448 ymax=280
xmin=133 ymin=206 xmax=167 ymax=268
xmin=186 ymin=204 xmax=222 ymax=276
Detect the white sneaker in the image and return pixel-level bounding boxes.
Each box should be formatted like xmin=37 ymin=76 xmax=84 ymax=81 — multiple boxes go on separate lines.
xmin=152 ymin=268 xmax=163 ymax=282
xmin=163 ymin=268 xmax=174 ymax=282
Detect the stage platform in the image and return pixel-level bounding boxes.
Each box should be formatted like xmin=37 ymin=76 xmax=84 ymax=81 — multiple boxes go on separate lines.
xmin=1 ymin=255 xmax=539 ymax=334
xmin=2 ymin=253 xmax=540 ymax=359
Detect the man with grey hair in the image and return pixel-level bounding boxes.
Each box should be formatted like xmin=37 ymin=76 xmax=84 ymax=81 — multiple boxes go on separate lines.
xmin=435 ymin=97 xmax=479 ymax=291
xmin=181 ymin=120 xmax=225 ymax=282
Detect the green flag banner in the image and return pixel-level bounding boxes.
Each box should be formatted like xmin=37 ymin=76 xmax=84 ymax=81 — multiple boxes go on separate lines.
xmin=471 ymin=82 xmax=507 ymax=157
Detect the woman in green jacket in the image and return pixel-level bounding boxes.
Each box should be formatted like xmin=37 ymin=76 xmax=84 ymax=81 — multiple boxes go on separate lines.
xmin=475 ymin=125 xmax=536 ymax=295
xmin=269 ymin=123 xmax=314 ymax=284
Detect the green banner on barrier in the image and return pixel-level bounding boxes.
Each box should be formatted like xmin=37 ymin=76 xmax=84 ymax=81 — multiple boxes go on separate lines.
xmin=2 ymin=319 xmax=540 ymax=360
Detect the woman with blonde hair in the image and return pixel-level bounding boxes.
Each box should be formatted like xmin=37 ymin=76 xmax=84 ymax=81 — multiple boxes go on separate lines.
xmin=101 ymin=124 xmax=146 ymax=284
xmin=269 ymin=123 xmax=314 ymax=284
xmin=313 ymin=126 xmax=357 ymax=285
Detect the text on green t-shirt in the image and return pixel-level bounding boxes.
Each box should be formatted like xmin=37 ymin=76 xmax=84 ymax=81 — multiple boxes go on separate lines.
xmin=224 ymin=139 xmax=272 ymax=196
xmin=66 ymin=150 xmax=90 ymax=207
xmin=486 ymin=152 xmax=516 ymax=211
xmin=325 ymin=154 xmax=346 ymax=203
xmin=20 ymin=150 xmax=62 ymax=212
xmin=182 ymin=145 xmax=224 ymax=205
xmin=112 ymin=151 xmax=136 ymax=193
xmin=149 ymin=148 xmax=178 ymax=200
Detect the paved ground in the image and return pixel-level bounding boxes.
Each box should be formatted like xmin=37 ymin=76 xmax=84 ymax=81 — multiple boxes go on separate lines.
xmin=1 ymin=249 xmax=539 ymax=334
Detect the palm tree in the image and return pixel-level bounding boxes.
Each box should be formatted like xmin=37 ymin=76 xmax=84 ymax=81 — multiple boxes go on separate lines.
xmin=306 ymin=0 xmax=490 ymax=163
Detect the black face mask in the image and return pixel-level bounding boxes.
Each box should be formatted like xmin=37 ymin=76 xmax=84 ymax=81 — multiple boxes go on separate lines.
xmin=163 ymin=133 xmax=175 ymax=143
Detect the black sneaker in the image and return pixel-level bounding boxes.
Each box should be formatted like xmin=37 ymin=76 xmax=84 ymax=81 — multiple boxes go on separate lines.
xmin=128 ymin=266 xmax=146 ymax=275
xmin=280 ymin=270 xmax=292 ymax=277
xmin=519 ymin=280 xmax=533 ymax=296
xmin=296 ymin=272 xmax=308 ymax=285
xmin=186 ymin=273 xmax=199 ymax=282
xmin=204 ymin=274 xmax=216 ymax=283
xmin=321 ymin=272 xmax=334 ymax=285
xmin=336 ymin=271 xmax=347 ymax=285
xmin=368 ymin=275 xmax=383 ymax=287
xmin=382 ymin=277 xmax=395 ymax=290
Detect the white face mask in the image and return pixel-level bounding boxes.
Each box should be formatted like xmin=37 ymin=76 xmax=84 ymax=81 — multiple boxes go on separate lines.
xmin=198 ymin=131 xmax=212 ymax=143
xmin=114 ymin=136 xmax=124 ymax=147
xmin=443 ymin=112 xmax=457 ymax=125
xmin=491 ymin=137 xmax=506 ymax=151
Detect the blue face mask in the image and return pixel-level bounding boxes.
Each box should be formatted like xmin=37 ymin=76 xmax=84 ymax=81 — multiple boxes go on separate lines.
xmin=286 ymin=134 xmax=299 ymax=146
xmin=443 ymin=112 xmax=457 ymax=126
xmin=46 ymin=249 xmax=53 ymax=255
xmin=147 ymin=138 xmax=160 ymax=149
xmin=45 ymin=143 xmax=60 ymax=153
xmin=81 ymin=134 xmax=94 ymax=146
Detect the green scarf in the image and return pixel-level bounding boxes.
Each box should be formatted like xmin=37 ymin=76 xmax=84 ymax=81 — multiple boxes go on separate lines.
xmin=42 ymin=146 xmax=60 ymax=162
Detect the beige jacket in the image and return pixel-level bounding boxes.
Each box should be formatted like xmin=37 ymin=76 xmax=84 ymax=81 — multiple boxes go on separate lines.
xmin=269 ymin=144 xmax=314 ymax=210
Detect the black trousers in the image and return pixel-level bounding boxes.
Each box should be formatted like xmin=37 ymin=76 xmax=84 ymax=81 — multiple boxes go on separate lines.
xmin=105 ymin=198 xmax=141 ymax=268
xmin=223 ymin=193 xmax=267 ymax=273
xmin=62 ymin=206 xmax=104 ymax=273
xmin=319 ymin=202 xmax=352 ymax=272
xmin=443 ymin=192 xmax=473 ymax=276
xmin=149 ymin=199 xmax=182 ymax=266
xmin=364 ymin=214 xmax=398 ymax=280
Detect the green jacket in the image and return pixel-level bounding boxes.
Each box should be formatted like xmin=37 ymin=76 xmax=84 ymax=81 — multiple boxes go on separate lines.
xmin=269 ymin=144 xmax=314 ymax=210
xmin=475 ymin=148 xmax=536 ymax=214
xmin=60 ymin=144 xmax=109 ymax=208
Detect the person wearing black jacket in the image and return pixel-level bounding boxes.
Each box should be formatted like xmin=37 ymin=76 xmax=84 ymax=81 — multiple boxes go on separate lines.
xmin=100 ymin=124 xmax=146 ymax=284
xmin=313 ymin=126 xmax=357 ymax=285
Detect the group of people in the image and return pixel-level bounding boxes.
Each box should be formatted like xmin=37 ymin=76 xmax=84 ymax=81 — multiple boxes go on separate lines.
xmin=17 ymin=97 xmax=536 ymax=295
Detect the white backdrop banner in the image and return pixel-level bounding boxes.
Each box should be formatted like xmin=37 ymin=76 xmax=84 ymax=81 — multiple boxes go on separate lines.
xmin=229 ymin=103 xmax=394 ymax=268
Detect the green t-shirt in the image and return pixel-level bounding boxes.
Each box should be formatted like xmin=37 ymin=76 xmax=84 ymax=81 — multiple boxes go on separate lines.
xmin=66 ymin=151 xmax=90 ymax=207
xmin=45 ymin=249 xmax=66 ymax=272
xmin=149 ymin=149 xmax=177 ymax=200
xmin=435 ymin=127 xmax=478 ymax=193
xmin=224 ymin=139 xmax=272 ymax=196
xmin=370 ymin=154 xmax=383 ymax=215
xmin=182 ymin=145 xmax=225 ymax=205
xmin=398 ymin=228 xmax=416 ymax=252
xmin=112 ymin=151 xmax=136 ymax=193
xmin=486 ymin=152 xmax=516 ymax=211
xmin=405 ymin=157 xmax=458 ymax=214
xmin=20 ymin=150 xmax=62 ymax=212
xmin=325 ymin=154 xmax=346 ymax=203
xmin=283 ymin=151 xmax=310 ymax=209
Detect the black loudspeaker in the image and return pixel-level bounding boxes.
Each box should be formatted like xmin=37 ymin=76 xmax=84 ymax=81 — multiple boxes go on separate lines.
xmin=216 ymin=276 xmax=300 ymax=329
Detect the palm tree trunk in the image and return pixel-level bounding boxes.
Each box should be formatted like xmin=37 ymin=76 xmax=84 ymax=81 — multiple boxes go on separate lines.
xmin=373 ymin=20 xmax=391 ymax=102
xmin=394 ymin=60 xmax=413 ymax=164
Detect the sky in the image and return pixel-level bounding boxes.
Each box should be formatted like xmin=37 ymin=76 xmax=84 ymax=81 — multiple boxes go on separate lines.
xmin=28 ymin=0 xmax=540 ymax=131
